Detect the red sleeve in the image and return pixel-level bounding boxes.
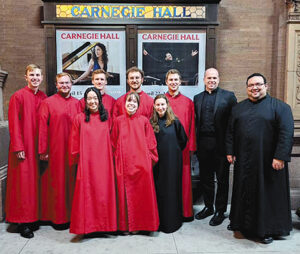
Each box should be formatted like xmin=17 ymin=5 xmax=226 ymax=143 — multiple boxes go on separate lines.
xmin=188 ymin=100 xmax=196 ymax=152
xmin=145 ymin=119 xmax=158 ymax=163
xmin=68 ymin=114 xmax=80 ymax=166
xmin=8 ymin=93 xmax=24 ymax=152
xmin=79 ymin=98 xmax=85 ymax=112
xmin=38 ymin=101 xmax=50 ymax=154
xmin=110 ymin=118 xmax=119 ymax=154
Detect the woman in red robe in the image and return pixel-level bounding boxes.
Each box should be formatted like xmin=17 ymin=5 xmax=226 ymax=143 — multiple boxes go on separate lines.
xmin=69 ymin=87 xmax=117 ymax=235
xmin=111 ymin=92 xmax=159 ymax=233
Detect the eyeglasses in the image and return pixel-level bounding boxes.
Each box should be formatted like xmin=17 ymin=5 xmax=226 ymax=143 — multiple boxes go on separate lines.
xmin=247 ymin=83 xmax=265 ymax=88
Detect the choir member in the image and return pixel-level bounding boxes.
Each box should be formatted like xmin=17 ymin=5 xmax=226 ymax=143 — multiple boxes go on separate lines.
xmin=112 ymin=66 xmax=153 ymax=119
xmin=38 ymin=72 xmax=80 ymax=225
xmin=165 ymin=69 xmax=196 ymax=219
xmin=111 ymin=92 xmax=159 ymax=233
xmin=6 ymin=64 xmax=47 ymax=238
xmin=69 ymin=87 xmax=117 ymax=235
xmin=79 ymin=69 xmax=115 ymax=118
xmin=150 ymin=94 xmax=187 ymax=233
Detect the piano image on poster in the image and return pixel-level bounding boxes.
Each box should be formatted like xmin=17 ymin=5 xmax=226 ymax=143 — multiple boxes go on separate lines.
xmin=62 ymin=42 xmax=120 ymax=86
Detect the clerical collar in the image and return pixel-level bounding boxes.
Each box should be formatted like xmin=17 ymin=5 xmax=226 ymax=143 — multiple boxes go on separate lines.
xmin=205 ymin=87 xmax=218 ymax=95
xmin=249 ymin=94 xmax=268 ymax=103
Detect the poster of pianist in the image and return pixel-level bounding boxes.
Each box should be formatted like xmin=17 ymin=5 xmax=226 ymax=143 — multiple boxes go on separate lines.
xmin=138 ymin=30 xmax=206 ymax=99
xmin=56 ymin=30 xmax=126 ymax=99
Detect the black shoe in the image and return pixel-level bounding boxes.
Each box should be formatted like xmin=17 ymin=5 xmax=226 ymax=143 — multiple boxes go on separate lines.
xmin=19 ymin=225 xmax=34 ymax=239
xmin=227 ymin=223 xmax=234 ymax=231
xmin=195 ymin=207 xmax=214 ymax=220
xmin=260 ymin=236 xmax=273 ymax=244
xmin=296 ymin=207 xmax=300 ymax=217
xmin=209 ymin=212 xmax=226 ymax=226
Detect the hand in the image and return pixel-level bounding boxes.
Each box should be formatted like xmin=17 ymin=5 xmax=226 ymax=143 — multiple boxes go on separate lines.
xmin=272 ymin=158 xmax=284 ymax=170
xmin=40 ymin=153 xmax=49 ymax=161
xmin=190 ymin=151 xmax=195 ymax=156
xmin=227 ymin=155 xmax=236 ymax=164
xmin=143 ymin=49 xmax=148 ymax=55
xmin=16 ymin=151 xmax=25 ymax=160
xmin=191 ymin=50 xmax=198 ymax=56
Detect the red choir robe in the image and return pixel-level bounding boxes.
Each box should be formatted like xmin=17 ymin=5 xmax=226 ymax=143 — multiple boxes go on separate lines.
xmin=6 ymin=87 xmax=47 ymax=223
xmin=111 ymin=113 xmax=159 ymax=232
xmin=166 ymin=92 xmax=196 ymax=218
xmin=79 ymin=93 xmax=115 ymax=117
xmin=112 ymin=91 xmax=153 ymax=119
xmin=69 ymin=113 xmax=117 ymax=234
xmin=38 ymin=93 xmax=80 ymax=224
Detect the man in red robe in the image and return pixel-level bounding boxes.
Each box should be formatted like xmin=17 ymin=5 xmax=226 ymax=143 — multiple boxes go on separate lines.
xmin=38 ymin=72 xmax=80 ymax=225
xmin=6 ymin=64 xmax=47 ymax=238
xmin=112 ymin=66 xmax=153 ymax=119
xmin=79 ymin=69 xmax=115 ymax=118
xmin=165 ymin=69 xmax=196 ymax=220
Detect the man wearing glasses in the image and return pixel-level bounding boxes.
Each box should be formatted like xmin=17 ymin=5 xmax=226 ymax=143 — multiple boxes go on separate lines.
xmin=226 ymin=73 xmax=294 ymax=244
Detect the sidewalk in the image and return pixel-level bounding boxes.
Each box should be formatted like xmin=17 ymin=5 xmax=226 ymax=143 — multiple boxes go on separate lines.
xmin=0 ymin=206 xmax=299 ymax=254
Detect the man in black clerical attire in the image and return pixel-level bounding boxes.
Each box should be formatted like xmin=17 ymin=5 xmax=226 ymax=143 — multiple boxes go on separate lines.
xmin=226 ymin=73 xmax=294 ymax=244
xmin=194 ymin=68 xmax=237 ymax=226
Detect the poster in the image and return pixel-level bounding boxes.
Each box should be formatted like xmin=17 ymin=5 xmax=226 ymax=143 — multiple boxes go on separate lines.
xmin=138 ymin=30 xmax=206 ymax=99
xmin=56 ymin=30 xmax=126 ymax=99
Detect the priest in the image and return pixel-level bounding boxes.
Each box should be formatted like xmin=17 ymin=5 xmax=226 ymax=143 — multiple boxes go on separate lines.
xmin=226 ymin=73 xmax=294 ymax=244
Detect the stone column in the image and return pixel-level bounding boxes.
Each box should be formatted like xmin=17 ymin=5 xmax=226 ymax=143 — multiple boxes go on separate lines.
xmin=286 ymin=2 xmax=300 ymax=209
xmin=0 ymin=69 xmax=8 ymax=221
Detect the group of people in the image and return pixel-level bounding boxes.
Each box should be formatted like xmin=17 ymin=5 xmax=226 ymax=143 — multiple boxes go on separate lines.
xmin=5 ymin=63 xmax=294 ymax=245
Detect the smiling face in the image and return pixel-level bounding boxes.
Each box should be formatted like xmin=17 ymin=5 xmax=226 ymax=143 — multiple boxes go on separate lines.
xmin=166 ymin=73 xmax=181 ymax=94
xmin=125 ymin=94 xmax=139 ymax=115
xmin=204 ymin=68 xmax=219 ymax=93
xmin=86 ymin=90 xmax=99 ymax=113
xmin=92 ymin=73 xmax=107 ymax=93
xmin=56 ymin=75 xmax=72 ymax=97
xmin=247 ymin=76 xmax=268 ymax=101
xmin=154 ymin=97 xmax=168 ymax=117
xmin=25 ymin=68 xmax=43 ymax=90
xmin=127 ymin=71 xmax=143 ymax=92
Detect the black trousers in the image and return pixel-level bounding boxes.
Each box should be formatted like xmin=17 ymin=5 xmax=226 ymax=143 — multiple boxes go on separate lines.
xmin=197 ymin=136 xmax=230 ymax=213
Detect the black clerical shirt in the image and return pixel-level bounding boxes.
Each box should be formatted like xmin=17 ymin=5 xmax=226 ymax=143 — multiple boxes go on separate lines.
xmin=199 ymin=88 xmax=218 ymax=135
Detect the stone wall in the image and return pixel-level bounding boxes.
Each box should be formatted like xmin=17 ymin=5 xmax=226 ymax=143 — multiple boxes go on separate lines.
xmin=0 ymin=121 xmax=9 ymax=221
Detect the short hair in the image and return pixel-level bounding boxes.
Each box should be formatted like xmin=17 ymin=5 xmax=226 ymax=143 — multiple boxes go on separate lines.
xmin=25 ymin=64 xmax=41 ymax=75
xmin=246 ymin=73 xmax=267 ymax=85
xmin=56 ymin=72 xmax=72 ymax=83
xmin=165 ymin=69 xmax=182 ymax=81
xmin=92 ymin=69 xmax=108 ymax=80
xmin=125 ymin=92 xmax=140 ymax=108
xmin=126 ymin=66 xmax=144 ymax=79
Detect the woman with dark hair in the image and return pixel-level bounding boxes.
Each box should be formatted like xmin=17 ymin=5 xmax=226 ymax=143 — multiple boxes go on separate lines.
xmin=68 ymin=87 xmax=117 ymax=235
xmin=111 ymin=92 xmax=159 ymax=233
xmin=150 ymin=94 xmax=187 ymax=233
xmin=73 ymin=43 xmax=108 ymax=84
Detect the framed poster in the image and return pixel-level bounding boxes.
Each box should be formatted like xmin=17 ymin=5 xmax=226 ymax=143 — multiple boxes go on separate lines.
xmin=138 ymin=30 xmax=206 ymax=99
xmin=56 ymin=29 xmax=126 ymax=99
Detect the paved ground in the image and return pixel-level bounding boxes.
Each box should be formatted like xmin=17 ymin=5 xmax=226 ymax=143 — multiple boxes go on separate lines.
xmin=1 ymin=206 xmax=299 ymax=254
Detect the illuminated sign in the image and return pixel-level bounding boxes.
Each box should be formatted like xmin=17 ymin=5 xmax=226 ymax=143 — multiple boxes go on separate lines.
xmin=56 ymin=5 xmax=206 ymax=19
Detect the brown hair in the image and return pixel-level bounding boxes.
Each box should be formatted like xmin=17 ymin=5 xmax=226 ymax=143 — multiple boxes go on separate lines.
xmin=125 ymin=92 xmax=140 ymax=107
xmin=55 ymin=72 xmax=72 ymax=83
xmin=150 ymin=94 xmax=177 ymax=133
xmin=126 ymin=66 xmax=144 ymax=79
xmin=25 ymin=64 xmax=41 ymax=75
xmin=165 ymin=69 xmax=182 ymax=81
xmin=92 ymin=69 xmax=109 ymax=80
